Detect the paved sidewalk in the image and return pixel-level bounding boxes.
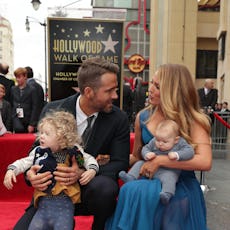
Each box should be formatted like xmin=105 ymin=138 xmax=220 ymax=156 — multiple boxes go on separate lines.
xmin=200 ymin=158 xmax=230 ymax=230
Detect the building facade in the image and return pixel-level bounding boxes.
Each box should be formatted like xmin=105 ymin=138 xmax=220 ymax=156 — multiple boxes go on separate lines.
xmin=92 ymin=0 xmax=227 ymax=111
xmin=1 ymin=1 xmax=227 ymax=104
xmin=217 ymin=0 xmax=230 ymax=104
xmin=0 ymin=15 xmax=14 ymax=77
xmin=93 ymin=0 xmax=150 ymax=83
xmin=149 ymin=0 xmax=220 ymax=86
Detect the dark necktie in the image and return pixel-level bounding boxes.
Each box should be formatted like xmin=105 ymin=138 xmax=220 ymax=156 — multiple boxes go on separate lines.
xmin=82 ymin=116 xmax=94 ymax=146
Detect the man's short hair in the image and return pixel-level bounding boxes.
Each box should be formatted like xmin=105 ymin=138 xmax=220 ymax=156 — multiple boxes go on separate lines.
xmin=25 ymin=66 xmax=34 ymax=78
xmin=0 ymin=63 xmax=9 ymax=75
xmin=77 ymin=57 xmax=119 ymax=94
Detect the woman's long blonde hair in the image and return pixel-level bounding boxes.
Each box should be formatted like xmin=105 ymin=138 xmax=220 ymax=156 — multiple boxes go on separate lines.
xmin=147 ymin=63 xmax=211 ymax=144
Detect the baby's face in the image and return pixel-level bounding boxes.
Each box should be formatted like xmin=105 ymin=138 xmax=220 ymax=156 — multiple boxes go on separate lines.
xmin=155 ymin=132 xmax=177 ymax=151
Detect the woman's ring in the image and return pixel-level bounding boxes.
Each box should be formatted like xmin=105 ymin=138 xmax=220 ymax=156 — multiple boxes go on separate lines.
xmin=145 ymin=172 xmax=150 ymax=178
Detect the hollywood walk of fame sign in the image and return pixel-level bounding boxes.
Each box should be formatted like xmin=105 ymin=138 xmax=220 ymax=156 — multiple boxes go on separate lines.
xmin=47 ymin=17 xmax=124 ymax=106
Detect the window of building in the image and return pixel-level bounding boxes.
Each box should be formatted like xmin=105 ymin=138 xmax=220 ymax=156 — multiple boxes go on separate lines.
xmin=114 ymin=0 xmax=132 ymax=8
xmin=196 ymin=50 xmax=218 ymax=79
xmin=218 ymin=32 xmax=226 ymax=61
xmin=198 ymin=2 xmax=220 ymax=12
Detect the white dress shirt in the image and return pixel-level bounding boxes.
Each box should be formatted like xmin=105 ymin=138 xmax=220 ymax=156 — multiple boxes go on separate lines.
xmin=76 ymin=96 xmax=98 ymax=136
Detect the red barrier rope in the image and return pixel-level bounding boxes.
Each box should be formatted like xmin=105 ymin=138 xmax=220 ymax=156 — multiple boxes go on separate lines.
xmin=213 ymin=112 xmax=230 ymax=129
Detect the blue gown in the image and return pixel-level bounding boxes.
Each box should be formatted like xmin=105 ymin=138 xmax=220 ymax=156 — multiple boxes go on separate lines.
xmin=106 ymin=110 xmax=208 ymax=230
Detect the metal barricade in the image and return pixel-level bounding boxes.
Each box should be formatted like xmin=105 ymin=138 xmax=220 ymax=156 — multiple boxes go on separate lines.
xmin=211 ymin=112 xmax=230 ymax=159
xmin=200 ymin=111 xmax=230 ymax=193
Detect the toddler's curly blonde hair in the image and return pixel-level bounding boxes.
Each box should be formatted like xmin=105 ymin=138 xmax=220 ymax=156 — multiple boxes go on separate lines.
xmin=38 ymin=110 xmax=81 ymax=149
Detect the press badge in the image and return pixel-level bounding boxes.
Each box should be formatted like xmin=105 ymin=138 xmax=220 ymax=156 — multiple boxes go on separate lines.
xmin=16 ymin=107 xmax=24 ymax=118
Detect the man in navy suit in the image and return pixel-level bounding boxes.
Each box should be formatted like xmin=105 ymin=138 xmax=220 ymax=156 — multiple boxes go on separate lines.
xmin=14 ymin=58 xmax=130 ymax=230
xmin=198 ymin=78 xmax=218 ymax=111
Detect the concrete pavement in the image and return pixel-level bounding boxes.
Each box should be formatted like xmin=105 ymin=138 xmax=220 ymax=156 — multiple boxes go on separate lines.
xmin=201 ymin=158 xmax=230 ymax=230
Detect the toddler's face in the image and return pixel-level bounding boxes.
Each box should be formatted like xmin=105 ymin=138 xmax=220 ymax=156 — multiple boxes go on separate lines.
xmin=39 ymin=124 xmax=60 ymax=152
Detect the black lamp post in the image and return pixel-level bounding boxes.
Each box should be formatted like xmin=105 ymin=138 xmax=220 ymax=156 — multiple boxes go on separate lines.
xmin=25 ymin=16 xmax=48 ymax=101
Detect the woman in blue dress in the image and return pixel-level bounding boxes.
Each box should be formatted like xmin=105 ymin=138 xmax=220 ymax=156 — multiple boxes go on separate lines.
xmin=106 ymin=63 xmax=212 ymax=230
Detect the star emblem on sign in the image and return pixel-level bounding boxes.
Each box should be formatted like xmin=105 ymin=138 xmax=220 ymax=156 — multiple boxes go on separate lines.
xmin=101 ymin=34 xmax=119 ymax=53
xmin=83 ymin=29 xmax=91 ymax=37
xmin=95 ymin=24 xmax=104 ymax=33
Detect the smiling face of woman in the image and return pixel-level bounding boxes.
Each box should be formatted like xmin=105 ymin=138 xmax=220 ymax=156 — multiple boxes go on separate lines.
xmin=148 ymin=71 xmax=161 ymax=107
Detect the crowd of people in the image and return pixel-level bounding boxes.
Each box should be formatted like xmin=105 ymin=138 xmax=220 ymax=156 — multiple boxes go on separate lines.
xmin=197 ymin=78 xmax=229 ymax=127
xmin=0 ymin=63 xmax=45 ymax=135
xmin=214 ymin=101 xmax=230 ymax=113
xmin=2 ymin=58 xmax=215 ymax=230
xmin=197 ymin=78 xmax=230 ymax=114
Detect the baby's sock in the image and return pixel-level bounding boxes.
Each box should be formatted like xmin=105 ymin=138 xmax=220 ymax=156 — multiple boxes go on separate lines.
xmin=119 ymin=171 xmax=136 ymax=183
xmin=160 ymin=192 xmax=173 ymax=205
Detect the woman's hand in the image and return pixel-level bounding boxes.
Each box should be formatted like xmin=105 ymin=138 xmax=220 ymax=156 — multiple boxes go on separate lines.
xmin=53 ymin=156 xmax=84 ymax=186
xmin=27 ymin=165 xmax=52 ymax=191
xmin=140 ymin=157 xmax=161 ymax=179
xmin=129 ymin=154 xmax=139 ymax=167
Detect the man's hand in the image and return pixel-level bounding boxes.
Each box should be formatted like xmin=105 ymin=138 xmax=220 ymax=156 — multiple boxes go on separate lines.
xmin=27 ymin=165 xmax=52 ymax=191
xmin=53 ymin=156 xmax=84 ymax=186
xmin=96 ymin=154 xmax=110 ymax=166
xmin=27 ymin=125 xmax=35 ymax=133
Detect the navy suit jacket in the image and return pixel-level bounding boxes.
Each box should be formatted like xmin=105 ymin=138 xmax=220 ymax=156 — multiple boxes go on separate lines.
xmin=40 ymin=93 xmax=130 ymax=181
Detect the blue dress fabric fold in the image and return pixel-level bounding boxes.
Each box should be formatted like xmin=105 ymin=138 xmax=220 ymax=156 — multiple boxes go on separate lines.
xmin=106 ymin=110 xmax=208 ymax=230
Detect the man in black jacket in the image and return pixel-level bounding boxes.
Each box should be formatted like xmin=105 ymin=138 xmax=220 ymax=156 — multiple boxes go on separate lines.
xmin=11 ymin=67 xmax=39 ymax=133
xmin=25 ymin=66 xmax=45 ymax=117
xmin=197 ymin=78 xmax=218 ymax=111
xmin=123 ymin=82 xmax=133 ymax=128
xmin=0 ymin=63 xmax=14 ymax=102
xmin=14 ymin=58 xmax=130 ymax=230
